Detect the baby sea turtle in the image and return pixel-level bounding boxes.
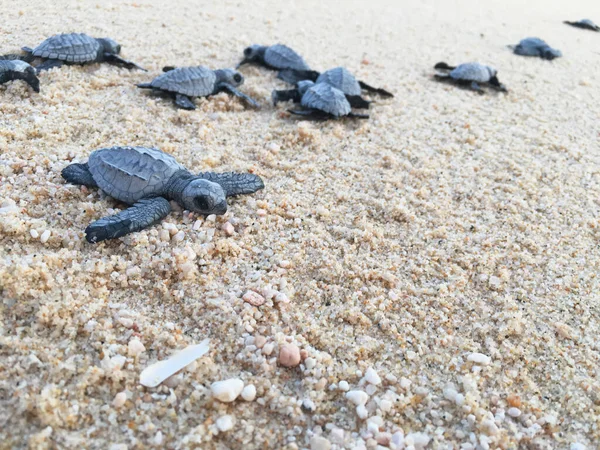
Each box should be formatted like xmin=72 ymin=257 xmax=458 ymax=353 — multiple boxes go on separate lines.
xmin=137 ymin=66 xmax=259 ymax=110
xmin=508 ymin=37 xmax=562 ymax=60
xmin=433 ymin=62 xmax=507 ymax=94
xmin=287 ymin=80 xmax=369 ymax=120
xmin=237 ymin=43 xmax=317 ymax=79
xmin=22 ymin=33 xmax=145 ymax=71
xmin=273 ymin=67 xmax=371 ymax=109
xmin=564 ymin=19 xmax=600 ymax=32
xmin=62 ymin=146 xmax=264 ymax=243
xmin=0 ymin=60 xmax=40 ymax=92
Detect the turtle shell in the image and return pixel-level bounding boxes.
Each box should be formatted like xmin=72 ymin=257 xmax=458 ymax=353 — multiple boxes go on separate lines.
xmin=31 ymin=33 xmax=101 ymax=63
xmin=88 ymin=146 xmax=185 ymax=204
xmin=450 ymin=63 xmax=495 ymax=82
xmin=301 ymin=83 xmax=351 ymax=117
xmin=264 ymin=44 xmax=310 ymax=71
xmin=147 ymin=66 xmax=217 ymax=97
xmin=316 ymin=67 xmax=361 ymax=96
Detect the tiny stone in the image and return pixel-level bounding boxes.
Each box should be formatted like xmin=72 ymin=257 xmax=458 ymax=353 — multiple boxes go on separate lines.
xmin=40 ymin=230 xmax=51 ymax=243
xmin=305 ymin=357 xmax=316 ymax=370
xmin=128 ymin=339 xmax=145 ymax=357
xmin=118 ymin=317 xmax=134 ymax=328
xmin=30 ymin=229 xmax=39 ymax=238
xmin=356 ymin=405 xmax=368 ymax=419
xmin=255 ymin=335 xmax=266 ymax=348
xmin=279 ymin=343 xmax=301 ymax=367
xmin=380 ymin=399 xmax=392 ymax=412
xmin=570 ymin=444 xmax=586 ymax=450
xmin=406 ymin=350 xmax=417 ymax=360
xmin=346 ymin=390 xmax=369 ymax=406
xmin=310 ymin=436 xmax=332 ymax=450
xmin=262 ymin=343 xmax=274 ymax=355
xmin=467 ymin=352 xmax=491 ymax=365
xmin=172 ymin=230 xmax=185 ymax=242
xmin=339 ymin=380 xmax=350 ymax=391
xmin=376 ymin=432 xmax=392 ymax=446
xmin=221 ymin=222 xmax=235 ymax=236
xmin=159 ymin=229 xmax=170 ymax=242
xmin=508 ymin=407 xmax=522 ymax=418
xmin=211 ymin=378 xmax=244 ymax=402
xmin=153 ymin=431 xmax=163 ymax=446
xmin=241 ymin=384 xmax=257 ymax=401
xmin=206 ymin=214 xmax=216 ymax=222
xmin=329 ymin=428 xmax=344 ymax=444
xmin=365 ymin=384 xmax=377 ymax=396
xmin=365 ymin=367 xmax=382 ymax=385
xmin=112 ymin=392 xmax=127 ymax=408
xmin=192 ymin=219 xmax=202 ymax=230
xmin=243 ymin=290 xmax=266 ymax=306
xmin=400 ymin=377 xmax=411 ymax=389
xmin=257 ymin=208 xmax=267 ymax=216
xmin=405 ymin=432 xmax=431 ymax=448
xmin=302 ymin=399 xmax=316 ymax=411
xmin=216 ymin=415 xmax=234 ymax=432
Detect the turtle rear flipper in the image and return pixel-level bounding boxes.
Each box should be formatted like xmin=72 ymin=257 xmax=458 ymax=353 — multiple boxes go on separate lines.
xmin=197 ymin=172 xmax=264 ymax=197
xmin=277 ymin=69 xmax=320 ymax=84
xmin=220 ymin=84 xmax=260 ymax=108
xmin=36 ymin=59 xmax=63 ymax=72
xmin=174 ymin=93 xmax=196 ymax=110
xmin=288 ymin=109 xmax=332 ymax=120
xmin=358 ymin=80 xmax=393 ymax=98
xmin=85 ymin=197 xmax=171 ymax=243
xmin=346 ymin=94 xmax=371 ymax=109
xmin=104 ymin=53 xmax=146 ymax=71
xmin=62 ymin=163 xmax=98 ymax=188
xmin=348 ymin=112 xmax=369 ymax=119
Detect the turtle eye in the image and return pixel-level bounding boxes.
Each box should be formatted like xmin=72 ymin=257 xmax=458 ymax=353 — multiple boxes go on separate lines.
xmin=244 ymin=47 xmax=252 ymax=56
xmin=194 ymin=196 xmax=210 ymax=211
xmin=233 ymin=74 xmax=242 ymax=83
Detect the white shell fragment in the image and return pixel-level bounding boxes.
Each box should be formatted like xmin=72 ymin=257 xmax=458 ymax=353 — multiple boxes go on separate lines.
xmin=140 ymin=339 xmax=210 ymax=387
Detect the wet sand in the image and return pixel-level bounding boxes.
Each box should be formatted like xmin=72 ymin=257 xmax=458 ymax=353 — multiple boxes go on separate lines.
xmin=1 ymin=0 xmax=600 ymax=448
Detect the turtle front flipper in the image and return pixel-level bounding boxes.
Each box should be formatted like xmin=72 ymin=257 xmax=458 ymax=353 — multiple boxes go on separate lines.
xmin=219 ymin=84 xmax=260 ymax=109
xmin=35 ymin=59 xmax=63 ymax=72
xmin=162 ymin=66 xmax=176 ymax=72
xmin=346 ymin=95 xmax=372 ymax=109
xmin=434 ymin=62 xmax=456 ymax=71
xmin=103 ymin=53 xmax=147 ymax=71
xmin=62 ymin=163 xmax=98 ymax=188
xmin=85 ymin=197 xmax=171 ymax=243
xmin=174 ymin=93 xmax=196 ymax=110
xmin=288 ymin=109 xmax=331 ymax=120
xmin=358 ymin=80 xmax=394 ymax=98
xmin=196 ymin=172 xmax=264 ymax=197
xmin=272 ymin=88 xmax=301 ymax=105
xmin=348 ymin=112 xmax=370 ymax=119
xmin=277 ymin=69 xmax=320 ymax=85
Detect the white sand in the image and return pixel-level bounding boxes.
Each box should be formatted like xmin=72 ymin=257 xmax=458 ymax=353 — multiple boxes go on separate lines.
xmin=1 ymin=0 xmax=600 ymax=448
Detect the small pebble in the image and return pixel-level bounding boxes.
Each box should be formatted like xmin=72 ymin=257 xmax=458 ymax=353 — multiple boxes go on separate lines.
xmin=356 ymin=405 xmax=368 ymax=419
xmin=243 ymin=290 xmax=266 ymax=306
xmin=112 ymin=392 xmax=127 ymax=408
xmin=365 ymin=367 xmax=382 ymax=385
xmin=216 ymin=415 xmax=234 ymax=432
xmin=206 ymin=214 xmax=216 ymax=222
xmin=571 ymin=444 xmax=586 ymax=450
xmin=30 ymin=229 xmax=39 ymax=238
xmin=211 ymin=378 xmax=244 ymax=402
xmin=338 ymin=380 xmax=350 ymax=391
xmin=128 ymin=339 xmax=145 ymax=357
xmin=305 ymin=357 xmax=316 ymax=370
xmin=310 ymin=435 xmax=332 ymax=450
xmin=221 ymin=222 xmax=235 ymax=236
xmin=346 ymin=390 xmax=369 ymax=406
xmin=279 ymin=343 xmax=301 ymax=367
xmin=400 ymin=377 xmax=411 ymax=389
xmin=467 ymin=352 xmax=491 ymax=365
xmin=262 ymin=343 xmax=274 ymax=355
xmin=508 ymin=407 xmax=522 ymax=418
xmin=40 ymin=230 xmax=51 ymax=243
xmin=241 ymin=384 xmax=257 ymax=401
xmin=153 ymin=431 xmax=163 ymax=446
xmin=172 ymin=230 xmax=185 ymax=242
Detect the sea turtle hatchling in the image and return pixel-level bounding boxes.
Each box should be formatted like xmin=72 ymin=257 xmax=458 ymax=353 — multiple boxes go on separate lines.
xmin=22 ymin=33 xmax=145 ymax=71
xmin=433 ymin=62 xmax=507 ymax=94
xmin=286 ymin=80 xmax=369 ymax=120
xmin=61 ymin=146 xmax=264 ymax=243
xmin=564 ymin=19 xmax=600 ymax=32
xmin=137 ymin=66 xmax=259 ymax=110
xmin=0 ymin=60 xmax=40 ymax=92
xmin=508 ymin=37 xmax=562 ymax=60
xmin=272 ymin=67 xmax=372 ymax=109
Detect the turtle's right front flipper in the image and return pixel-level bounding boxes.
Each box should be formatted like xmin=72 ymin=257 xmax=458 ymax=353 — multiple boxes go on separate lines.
xmin=277 ymin=69 xmax=320 ymax=84
xmin=104 ymin=53 xmax=147 ymax=71
xmin=197 ymin=172 xmax=264 ymax=197
xmin=62 ymin=163 xmax=98 ymax=188
xmin=358 ymin=80 xmax=393 ymax=98
xmin=85 ymin=197 xmax=171 ymax=243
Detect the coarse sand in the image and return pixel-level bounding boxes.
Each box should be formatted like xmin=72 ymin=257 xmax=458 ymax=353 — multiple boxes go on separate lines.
xmin=1 ymin=0 xmax=600 ymax=448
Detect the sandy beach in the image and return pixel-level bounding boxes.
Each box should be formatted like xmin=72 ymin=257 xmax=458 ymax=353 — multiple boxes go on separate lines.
xmin=1 ymin=0 xmax=600 ymax=448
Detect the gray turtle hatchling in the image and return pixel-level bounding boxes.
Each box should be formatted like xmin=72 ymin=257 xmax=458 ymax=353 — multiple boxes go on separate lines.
xmin=433 ymin=62 xmax=507 ymax=94
xmin=0 ymin=60 xmax=40 ymax=92
xmin=61 ymin=146 xmax=264 ymax=243
xmin=137 ymin=66 xmax=259 ymax=110
xmin=564 ymin=19 xmax=600 ymax=32
xmin=287 ymin=80 xmax=369 ymax=120
xmin=273 ymin=67 xmax=371 ymax=109
xmin=22 ymin=33 xmax=145 ymax=71
xmin=508 ymin=37 xmax=562 ymax=60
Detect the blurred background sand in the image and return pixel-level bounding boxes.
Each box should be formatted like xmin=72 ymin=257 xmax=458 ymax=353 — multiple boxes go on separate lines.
xmin=1 ymin=0 xmax=600 ymax=448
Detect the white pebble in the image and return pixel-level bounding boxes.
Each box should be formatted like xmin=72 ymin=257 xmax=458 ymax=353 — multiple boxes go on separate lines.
xmin=346 ymin=390 xmax=369 ymax=406
xmin=454 ymin=393 xmax=465 ymax=406
xmin=405 ymin=432 xmax=431 ymax=449
xmin=365 ymin=384 xmax=378 ymax=396
xmin=172 ymin=231 xmax=185 ymax=242
xmin=379 ymin=399 xmax=392 ymax=413
xmin=365 ymin=367 xmax=382 ymax=385
xmin=40 ymin=230 xmax=51 ymax=243
xmin=128 ymin=339 xmax=145 ymax=357
xmin=405 ymin=350 xmax=417 ymax=360
xmin=221 ymin=222 xmax=235 ymax=236
xmin=216 ymin=415 xmax=234 ymax=432
xmin=211 ymin=378 xmax=244 ymax=402
xmin=112 ymin=392 xmax=127 ymax=408
xmin=192 ymin=219 xmax=203 ymax=230
xmin=571 ymin=444 xmax=586 ymax=450
xmin=400 ymin=377 xmax=411 ymax=389
xmin=329 ymin=428 xmax=344 ymax=444
xmin=338 ymin=380 xmax=349 ymax=391
xmin=30 ymin=229 xmax=39 ymax=238
xmin=262 ymin=343 xmax=274 ymax=355
xmin=310 ymin=435 xmax=332 ymax=450
xmin=243 ymin=290 xmax=266 ymax=306
xmin=206 ymin=214 xmax=216 ymax=222
xmin=391 ymin=430 xmax=405 ymax=448
xmin=118 ymin=317 xmax=134 ymax=328
xmin=467 ymin=352 xmax=491 ymax=365
xmin=508 ymin=407 xmax=522 ymax=418
xmin=356 ymin=405 xmax=368 ymax=419
xmin=305 ymin=357 xmax=316 ymax=370
xmin=241 ymin=384 xmax=257 ymax=401
xmin=302 ymin=399 xmax=316 ymax=411
xmin=153 ymin=431 xmax=163 ymax=446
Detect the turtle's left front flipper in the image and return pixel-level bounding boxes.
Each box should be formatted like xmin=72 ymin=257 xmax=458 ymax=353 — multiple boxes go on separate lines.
xmin=85 ymin=197 xmax=171 ymax=243
xmin=220 ymin=84 xmax=260 ymax=108
xmin=104 ymin=53 xmax=147 ymax=71
xmin=358 ymin=80 xmax=394 ymax=98
xmin=277 ymin=69 xmax=320 ymax=84
xmin=197 ymin=172 xmax=264 ymax=197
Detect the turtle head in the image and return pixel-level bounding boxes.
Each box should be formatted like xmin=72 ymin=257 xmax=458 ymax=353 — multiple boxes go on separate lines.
xmin=217 ymin=69 xmax=244 ymax=87
xmin=541 ymin=47 xmax=562 ymax=60
xmin=97 ymin=38 xmax=121 ymax=55
xmin=182 ymin=179 xmax=227 ymax=215
xmin=237 ymin=44 xmax=266 ymax=68
xmin=297 ymin=80 xmax=315 ymax=95
xmin=11 ymin=61 xmax=40 ymax=92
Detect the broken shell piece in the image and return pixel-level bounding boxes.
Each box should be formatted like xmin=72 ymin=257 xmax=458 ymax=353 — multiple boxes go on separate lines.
xmin=140 ymin=339 xmax=210 ymax=387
